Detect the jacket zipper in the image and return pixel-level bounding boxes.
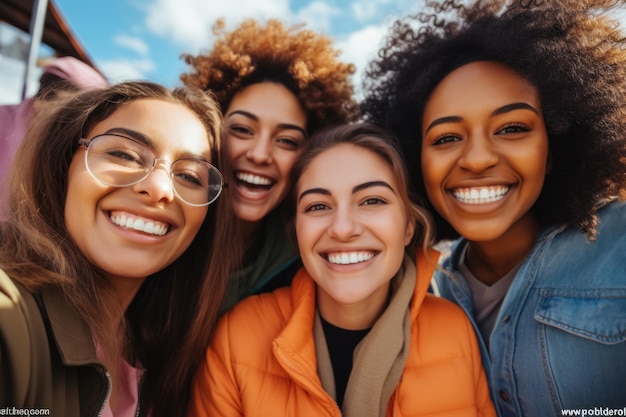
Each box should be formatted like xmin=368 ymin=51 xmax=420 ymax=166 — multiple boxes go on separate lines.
xmin=96 ymin=369 xmax=112 ymax=417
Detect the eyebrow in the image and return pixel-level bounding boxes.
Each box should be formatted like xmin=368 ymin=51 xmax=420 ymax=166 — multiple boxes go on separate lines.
xmin=227 ymin=110 xmax=307 ymax=137
xmin=104 ymin=128 xmax=154 ymax=147
xmin=424 ymin=101 xmax=540 ymax=134
xmin=297 ymin=180 xmax=396 ymax=202
xmin=102 ymin=128 xmax=209 ymax=161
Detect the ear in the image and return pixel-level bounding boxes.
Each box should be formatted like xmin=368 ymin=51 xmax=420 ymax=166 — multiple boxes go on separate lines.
xmin=405 ymin=217 xmax=416 ymax=246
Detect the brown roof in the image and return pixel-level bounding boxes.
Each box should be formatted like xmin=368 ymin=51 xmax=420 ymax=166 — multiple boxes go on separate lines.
xmin=0 ymin=0 xmax=96 ymax=67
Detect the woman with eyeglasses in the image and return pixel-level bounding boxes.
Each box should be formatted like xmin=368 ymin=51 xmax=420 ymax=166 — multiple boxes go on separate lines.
xmin=0 ymin=81 xmax=238 ymax=417
xmin=180 ymin=19 xmax=359 ymax=312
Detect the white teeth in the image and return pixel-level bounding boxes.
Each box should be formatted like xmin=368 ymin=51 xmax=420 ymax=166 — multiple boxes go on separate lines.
xmin=236 ymin=172 xmax=272 ymax=186
xmin=110 ymin=214 xmax=168 ymax=236
xmin=453 ymin=186 xmax=509 ymax=204
xmin=327 ymin=251 xmax=375 ymax=265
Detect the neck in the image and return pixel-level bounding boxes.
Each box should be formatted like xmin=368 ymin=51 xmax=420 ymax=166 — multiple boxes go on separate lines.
xmin=317 ymin=284 xmax=390 ymax=330
xmin=238 ymin=219 xmax=261 ymax=252
xmin=106 ymin=275 xmax=146 ymax=311
xmin=465 ymin=213 xmax=540 ymax=286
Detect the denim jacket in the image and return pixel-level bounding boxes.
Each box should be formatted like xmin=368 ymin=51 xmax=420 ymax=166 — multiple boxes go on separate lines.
xmin=434 ymin=201 xmax=626 ymax=417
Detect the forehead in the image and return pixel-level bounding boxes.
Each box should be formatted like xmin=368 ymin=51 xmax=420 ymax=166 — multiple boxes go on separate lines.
xmin=298 ymin=143 xmax=397 ymax=190
xmin=226 ymin=82 xmax=307 ymax=126
xmin=88 ymin=99 xmax=212 ymax=157
xmin=425 ymin=61 xmax=541 ymax=116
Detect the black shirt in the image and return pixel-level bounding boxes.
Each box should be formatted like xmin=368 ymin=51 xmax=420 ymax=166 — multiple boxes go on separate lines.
xmin=320 ymin=316 xmax=371 ymax=409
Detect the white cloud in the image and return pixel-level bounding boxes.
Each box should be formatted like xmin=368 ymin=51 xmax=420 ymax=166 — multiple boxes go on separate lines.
xmin=335 ymin=23 xmax=390 ymax=100
xmin=143 ymin=0 xmax=291 ymax=52
xmin=114 ymin=34 xmax=149 ymax=57
xmin=98 ymin=58 xmax=156 ymax=84
xmin=293 ymin=1 xmax=341 ymax=33
xmin=350 ymin=0 xmax=393 ymax=23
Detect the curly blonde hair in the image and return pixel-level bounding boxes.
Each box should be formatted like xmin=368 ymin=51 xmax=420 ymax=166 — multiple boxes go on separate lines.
xmin=181 ymin=18 xmax=359 ymax=133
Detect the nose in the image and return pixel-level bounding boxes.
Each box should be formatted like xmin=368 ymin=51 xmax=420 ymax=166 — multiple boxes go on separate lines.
xmin=328 ymin=204 xmax=362 ymax=241
xmin=458 ymin=132 xmax=500 ymax=173
xmin=133 ymin=160 xmax=175 ymax=203
xmin=246 ymin=134 xmax=273 ymax=164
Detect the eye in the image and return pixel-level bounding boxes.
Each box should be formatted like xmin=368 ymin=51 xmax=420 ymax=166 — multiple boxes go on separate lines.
xmin=432 ymin=133 xmax=461 ymax=146
xmin=304 ymin=202 xmax=329 ymax=212
xmin=101 ymin=146 xmax=147 ymax=168
xmin=275 ymin=136 xmax=304 ymax=150
xmin=497 ymin=123 xmax=531 ymax=135
xmin=172 ymin=160 xmax=210 ymax=189
xmin=228 ymin=124 xmax=253 ymax=137
xmin=361 ymin=197 xmax=388 ymax=206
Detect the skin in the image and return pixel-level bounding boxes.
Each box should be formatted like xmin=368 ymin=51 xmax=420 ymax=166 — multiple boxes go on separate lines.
xmin=225 ymin=82 xmax=307 ymax=243
xmin=65 ymin=99 xmax=211 ymax=308
xmin=421 ymin=61 xmax=549 ymax=285
xmin=295 ymin=144 xmax=414 ymax=330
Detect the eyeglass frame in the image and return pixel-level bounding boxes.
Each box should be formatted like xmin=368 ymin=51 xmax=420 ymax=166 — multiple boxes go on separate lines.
xmin=78 ymin=133 xmax=225 ymax=206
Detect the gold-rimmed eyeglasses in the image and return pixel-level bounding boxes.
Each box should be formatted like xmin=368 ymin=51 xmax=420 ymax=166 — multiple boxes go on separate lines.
xmin=79 ymin=133 xmax=224 ymax=206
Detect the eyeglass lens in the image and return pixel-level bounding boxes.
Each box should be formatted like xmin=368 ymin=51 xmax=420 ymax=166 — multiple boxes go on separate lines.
xmin=84 ymin=134 xmax=222 ymax=206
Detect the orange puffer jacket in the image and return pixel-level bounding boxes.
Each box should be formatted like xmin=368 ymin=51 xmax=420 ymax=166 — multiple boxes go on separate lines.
xmin=190 ymin=250 xmax=496 ymax=417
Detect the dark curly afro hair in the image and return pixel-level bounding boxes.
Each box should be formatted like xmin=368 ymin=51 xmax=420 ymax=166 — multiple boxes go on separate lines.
xmin=361 ymin=0 xmax=626 ymax=241
xmin=181 ymin=18 xmax=359 ymax=134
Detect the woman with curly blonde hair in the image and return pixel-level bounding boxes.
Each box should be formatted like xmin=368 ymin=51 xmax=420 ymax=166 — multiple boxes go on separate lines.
xmin=361 ymin=0 xmax=626 ymax=415
xmin=181 ymin=18 xmax=359 ymax=310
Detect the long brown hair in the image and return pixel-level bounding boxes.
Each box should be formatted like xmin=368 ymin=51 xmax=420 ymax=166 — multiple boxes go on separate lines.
xmin=0 ymin=81 xmax=239 ymax=416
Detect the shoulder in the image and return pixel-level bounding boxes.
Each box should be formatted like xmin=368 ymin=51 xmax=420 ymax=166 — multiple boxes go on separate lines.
xmin=0 ymin=269 xmax=52 ymax=407
xmin=543 ymin=200 xmax=625 ymax=271
xmin=216 ymin=287 xmax=294 ymax=345
xmin=419 ymin=293 xmax=472 ymax=328
xmin=0 ymin=269 xmax=41 ymax=326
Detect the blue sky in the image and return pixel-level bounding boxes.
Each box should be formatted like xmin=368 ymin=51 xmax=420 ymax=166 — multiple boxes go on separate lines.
xmin=50 ymin=0 xmax=418 ymax=90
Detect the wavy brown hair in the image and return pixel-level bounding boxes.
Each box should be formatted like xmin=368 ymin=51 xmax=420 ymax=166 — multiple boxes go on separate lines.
xmin=180 ymin=18 xmax=360 ymax=134
xmin=0 ymin=81 xmax=239 ymax=417
xmin=361 ymin=0 xmax=626 ymax=240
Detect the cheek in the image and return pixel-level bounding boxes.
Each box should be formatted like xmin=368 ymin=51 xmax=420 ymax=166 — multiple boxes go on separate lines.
xmin=182 ymin=207 xmax=208 ymax=238
xmin=295 ymin=216 xmax=318 ymax=255
xmin=420 ymin=155 xmax=445 ymax=201
xmin=226 ymin=137 xmax=246 ymax=160
xmin=276 ymin=152 xmax=301 ymax=178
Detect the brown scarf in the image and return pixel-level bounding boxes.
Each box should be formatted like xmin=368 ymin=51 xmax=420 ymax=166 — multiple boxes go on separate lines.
xmin=314 ymin=256 xmax=416 ymax=416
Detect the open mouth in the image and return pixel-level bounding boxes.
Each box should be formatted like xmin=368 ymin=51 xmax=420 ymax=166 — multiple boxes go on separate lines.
xmin=452 ymin=185 xmax=509 ymax=205
xmin=326 ymin=251 xmax=376 ymax=265
xmin=235 ymin=171 xmax=275 ymax=191
xmin=109 ymin=211 xmax=169 ymax=236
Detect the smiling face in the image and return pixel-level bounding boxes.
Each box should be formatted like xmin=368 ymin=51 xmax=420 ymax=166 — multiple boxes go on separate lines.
xmin=65 ymin=98 xmax=210 ymax=298
xmin=421 ymin=61 xmax=549 ymax=244
xmin=225 ymin=82 xmax=307 ymax=228
xmin=295 ymin=143 xmax=414 ymax=329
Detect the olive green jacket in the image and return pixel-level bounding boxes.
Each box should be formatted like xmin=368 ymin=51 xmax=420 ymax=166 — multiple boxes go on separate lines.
xmin=0 ymin=269 xmax=110 ymax=416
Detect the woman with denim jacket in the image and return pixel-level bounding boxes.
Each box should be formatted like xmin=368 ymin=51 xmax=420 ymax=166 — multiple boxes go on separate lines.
xmin=360 ymin=1 xmax=626 ymax=416
xmin=0 ymin=81 xmax=238 ymax=416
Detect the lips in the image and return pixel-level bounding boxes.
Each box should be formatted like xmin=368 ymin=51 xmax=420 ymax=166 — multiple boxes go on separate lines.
xmin=452 ymin=185 xmax=509 ymax=204
xmin=326 ymin=251 xmax=376 ymax=265
xmin=109 ymin=211 xmax=169 ymax=236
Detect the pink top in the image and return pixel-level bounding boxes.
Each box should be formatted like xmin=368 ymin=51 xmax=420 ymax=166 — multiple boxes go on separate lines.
xmin=96 ymin=342 xmax=143 ymax=417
